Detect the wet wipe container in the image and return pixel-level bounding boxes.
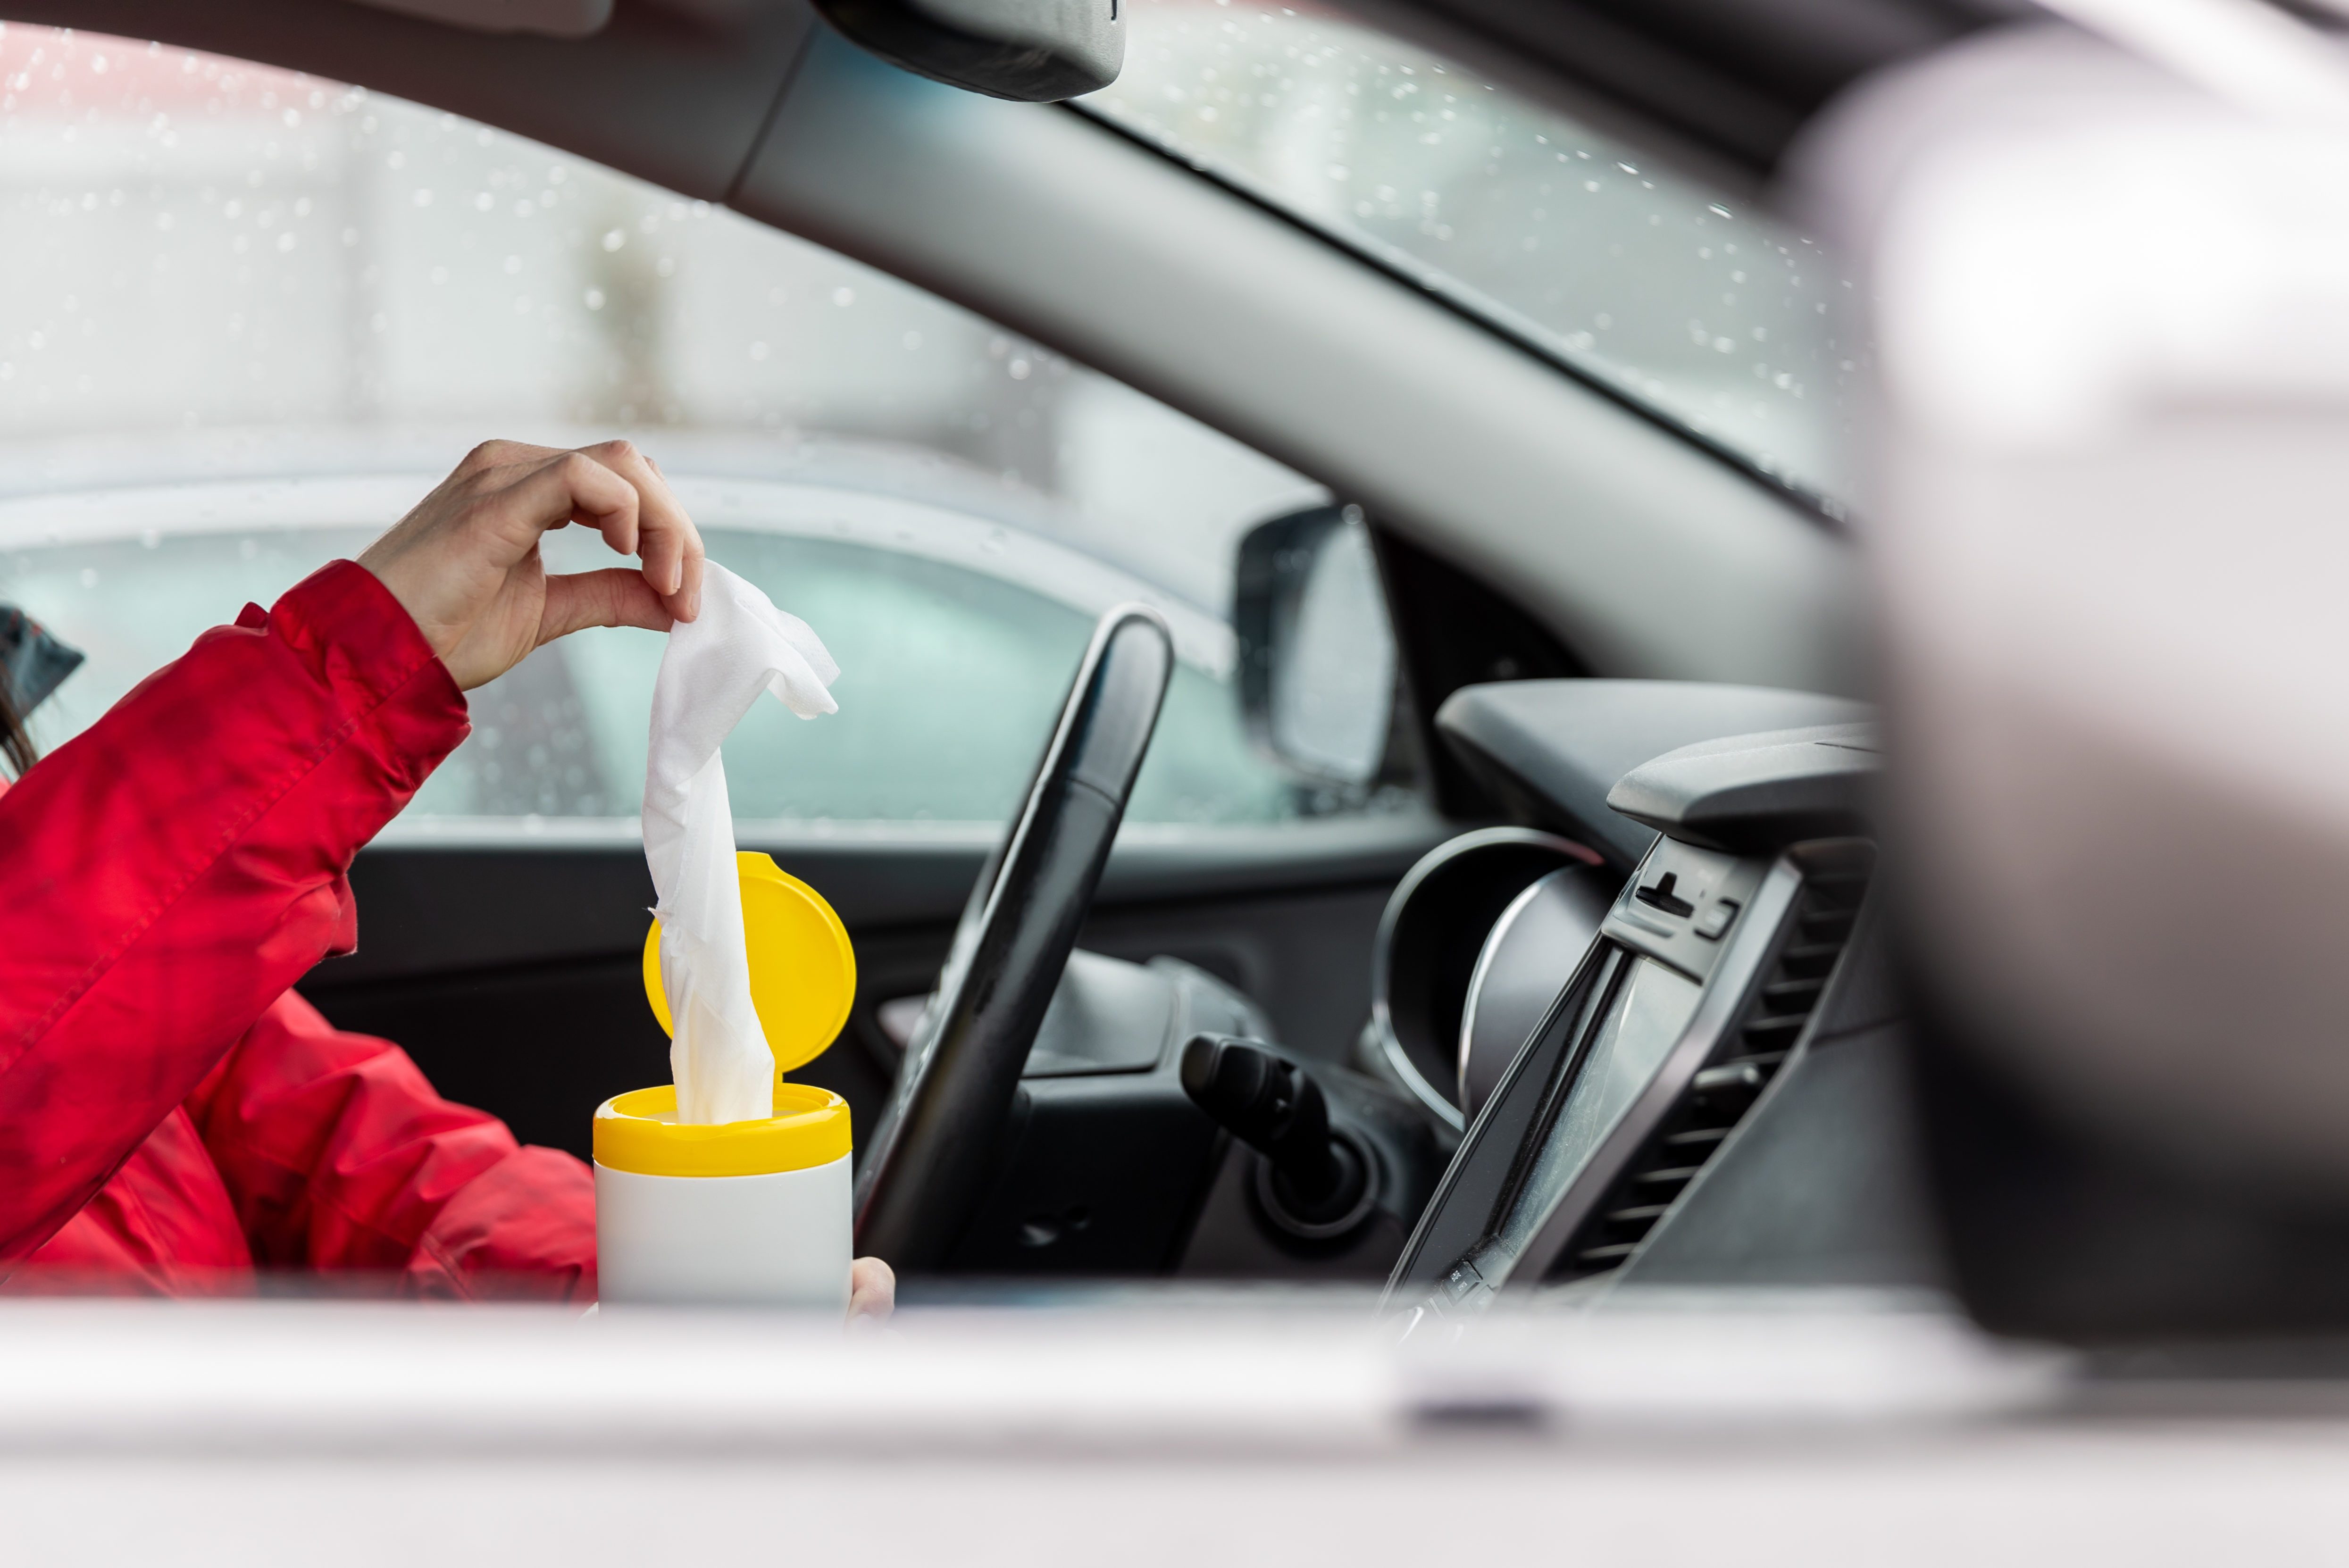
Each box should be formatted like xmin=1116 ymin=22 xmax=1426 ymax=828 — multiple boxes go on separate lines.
xmin=593 ymin=851 xmax=858 ymax=1310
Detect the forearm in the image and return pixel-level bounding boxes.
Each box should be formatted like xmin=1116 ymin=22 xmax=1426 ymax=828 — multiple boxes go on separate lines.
xmin=0 ymin=561 xmax=466 ymax=1262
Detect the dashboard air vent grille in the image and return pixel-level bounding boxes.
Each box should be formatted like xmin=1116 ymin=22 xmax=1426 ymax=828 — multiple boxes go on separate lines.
xmin=1549 ymin=859 xmax=1872 ymax=1281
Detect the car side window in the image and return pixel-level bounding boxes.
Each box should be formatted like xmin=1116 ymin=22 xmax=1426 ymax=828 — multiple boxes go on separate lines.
xmin=0 ymin=24 xmax=1406 ymax=830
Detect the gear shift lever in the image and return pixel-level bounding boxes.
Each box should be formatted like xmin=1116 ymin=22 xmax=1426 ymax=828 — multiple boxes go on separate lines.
xmin=1180 ymin=1034 xmax=1375 ymax=1237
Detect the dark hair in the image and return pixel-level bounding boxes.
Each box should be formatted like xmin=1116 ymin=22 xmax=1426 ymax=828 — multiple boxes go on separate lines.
xmin=0 ymin=606 xmax=75 ymax=780
xmin=0 ymin=680 xmax=33 ymax=778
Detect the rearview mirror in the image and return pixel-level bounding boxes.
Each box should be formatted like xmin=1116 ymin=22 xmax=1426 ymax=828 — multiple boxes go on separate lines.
xmin=1233 ymin=505 xmax=1399 ymax=791
xmin=813 ymin=0 xmax=1124 ymax=102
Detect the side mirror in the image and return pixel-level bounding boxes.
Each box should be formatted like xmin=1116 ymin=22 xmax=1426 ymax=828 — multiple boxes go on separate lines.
xmin=813 ymin=0 xmax=1124 ymax=102
xmin=1232 ymin=505 xmax=1399 ymax=791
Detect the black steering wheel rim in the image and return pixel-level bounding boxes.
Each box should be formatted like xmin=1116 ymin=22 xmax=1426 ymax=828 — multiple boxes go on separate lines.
xmin=853 ymin=604 xmax=1175 ymax=1272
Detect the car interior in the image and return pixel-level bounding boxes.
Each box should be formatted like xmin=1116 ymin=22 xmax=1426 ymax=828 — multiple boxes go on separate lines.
xmin=11 ymin=0 xmax=2346 ymax=1351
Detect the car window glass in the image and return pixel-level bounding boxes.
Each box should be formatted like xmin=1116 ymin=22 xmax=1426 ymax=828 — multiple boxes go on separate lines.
xmin=1084 ymin=0 xmax=1855 ymax=509
xmin=0 ymin=23 xmax=1402 ymax=828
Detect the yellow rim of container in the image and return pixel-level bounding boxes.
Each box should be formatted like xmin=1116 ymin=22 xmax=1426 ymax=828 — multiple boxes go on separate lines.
xmin=593 ymin=1083 xmax=852 ymax=1177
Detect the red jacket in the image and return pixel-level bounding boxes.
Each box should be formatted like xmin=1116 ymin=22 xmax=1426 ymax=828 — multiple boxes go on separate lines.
xmin=0 ymin=560 xmax=595 ymax=1299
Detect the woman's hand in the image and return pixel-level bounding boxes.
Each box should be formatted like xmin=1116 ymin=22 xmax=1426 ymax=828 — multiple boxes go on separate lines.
xmin=848 ymin=1255 xmax=896 ymax=1326
xmin=359 ymin=439 xmax=705 ymax=692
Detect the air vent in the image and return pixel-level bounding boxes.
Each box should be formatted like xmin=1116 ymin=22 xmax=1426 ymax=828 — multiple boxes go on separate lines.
xmin=1549 ymin=854 xmax=1873 ymax=1281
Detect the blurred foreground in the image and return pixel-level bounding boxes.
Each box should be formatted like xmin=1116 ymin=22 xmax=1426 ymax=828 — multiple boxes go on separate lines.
xmin=6 ymin=1286 xmax=2349 ymax=1565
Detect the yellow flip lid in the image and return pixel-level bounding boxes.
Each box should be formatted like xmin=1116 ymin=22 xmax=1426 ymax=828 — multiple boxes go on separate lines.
xmin=641 ymin=851 xmax=857 ymax=1078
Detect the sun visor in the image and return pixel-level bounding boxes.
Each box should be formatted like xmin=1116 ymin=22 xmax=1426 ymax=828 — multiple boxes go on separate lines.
xmin=347 ymin=0 xmax=612 ymax=37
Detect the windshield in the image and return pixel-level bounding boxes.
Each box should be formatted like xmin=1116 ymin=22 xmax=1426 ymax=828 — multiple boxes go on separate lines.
xmin=1083 ymin=0 xmax=1856 ymax=508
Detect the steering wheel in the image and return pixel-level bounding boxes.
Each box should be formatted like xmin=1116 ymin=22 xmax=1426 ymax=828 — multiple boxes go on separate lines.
xmin=853 ymin=605 xmax=1175 ymax=1271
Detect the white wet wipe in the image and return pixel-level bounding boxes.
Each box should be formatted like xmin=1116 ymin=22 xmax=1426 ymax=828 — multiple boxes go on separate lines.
xmin=642 ymin=561 xmax=840 ymax=1124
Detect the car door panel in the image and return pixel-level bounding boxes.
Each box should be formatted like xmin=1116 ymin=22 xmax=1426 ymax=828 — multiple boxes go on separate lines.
xmin=299 ymin=817 xmax=1447 ymax=1162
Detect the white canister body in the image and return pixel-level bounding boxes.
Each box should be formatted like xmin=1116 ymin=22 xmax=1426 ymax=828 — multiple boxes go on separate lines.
xmin=595 ymin=1152 xmax=852 ymax=1310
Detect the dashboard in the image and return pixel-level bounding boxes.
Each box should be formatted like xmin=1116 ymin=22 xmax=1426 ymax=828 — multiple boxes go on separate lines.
xmin=906 ymin=676 xmax=1940 ymax=1297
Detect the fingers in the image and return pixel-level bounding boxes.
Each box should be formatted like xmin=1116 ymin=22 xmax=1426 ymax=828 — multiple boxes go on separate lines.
xmin=512 ymin=448 xmax=642 ymax=559
xmin=574 ymin=439 xmax=705 ymax=623
xmin=848 ymin=1256 xmax=897 ymax=1326
xmin=362 ymin=437 xmax=708 ymax=690
xmin=537 ymin=567 xmax=674 ymax=648
xmin=451 ymin=440 xmax=702 ymax=625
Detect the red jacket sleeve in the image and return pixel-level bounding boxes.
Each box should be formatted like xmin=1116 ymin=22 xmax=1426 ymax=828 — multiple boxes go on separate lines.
xmin=0 ymin=561 xmax=468 ymax=1263
xmin=185 ymin=991 xmax=595 ymax=1301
